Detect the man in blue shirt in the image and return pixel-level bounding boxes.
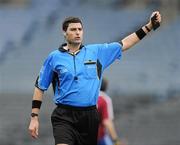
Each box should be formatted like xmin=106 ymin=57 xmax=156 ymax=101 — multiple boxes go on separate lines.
xmin=28 ymin=11 xmax=161 ymax=145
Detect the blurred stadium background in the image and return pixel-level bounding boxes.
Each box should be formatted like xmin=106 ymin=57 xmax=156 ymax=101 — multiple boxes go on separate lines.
xmin=0 ymin=0 xmax=180 ymax=145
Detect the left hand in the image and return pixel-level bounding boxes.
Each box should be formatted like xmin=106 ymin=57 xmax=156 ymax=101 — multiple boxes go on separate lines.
xmin=147 ymin=11 xmax=162 ymax=29
xmin=113 ymin=139 xmax=121 ymax=145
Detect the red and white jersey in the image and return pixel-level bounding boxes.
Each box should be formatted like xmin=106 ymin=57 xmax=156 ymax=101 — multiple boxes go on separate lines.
xmin=99 ymin=91 xmax=114 ymax=120
xmin=97 ymin=91 xmax=114 ymax=140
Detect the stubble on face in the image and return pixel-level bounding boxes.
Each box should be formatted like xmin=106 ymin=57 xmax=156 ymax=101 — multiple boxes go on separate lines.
xmin=65 ymin=23 xmax=83 ymax=46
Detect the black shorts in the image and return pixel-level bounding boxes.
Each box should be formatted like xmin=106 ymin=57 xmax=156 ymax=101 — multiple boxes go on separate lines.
xmin=51 ymin=104 xmax=100 ymax=145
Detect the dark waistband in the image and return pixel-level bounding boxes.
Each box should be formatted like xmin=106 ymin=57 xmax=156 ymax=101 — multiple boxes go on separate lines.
xmin=56 ymin=103 xmax=96 ymax=111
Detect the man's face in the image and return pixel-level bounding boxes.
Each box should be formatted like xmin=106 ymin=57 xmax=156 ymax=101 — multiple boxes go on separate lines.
xmin=64 ymin=23 xmax=83 ymax=45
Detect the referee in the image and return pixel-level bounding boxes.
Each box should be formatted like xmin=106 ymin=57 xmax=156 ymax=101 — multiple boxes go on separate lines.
xmin=28 ymin=11 xmax=161 ymax=145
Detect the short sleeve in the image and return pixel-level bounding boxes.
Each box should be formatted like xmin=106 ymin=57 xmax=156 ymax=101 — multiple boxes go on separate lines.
xmin=35 ymin=54 xmax=54 ymax=91
xmin=98 ymin=42 xmax=122 ymax=69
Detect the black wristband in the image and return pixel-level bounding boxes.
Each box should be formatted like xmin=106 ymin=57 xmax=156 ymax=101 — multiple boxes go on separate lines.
xmin=32 ymin=100 xmax=42 ymax=109
xmin=135 ymin=28 xmax=146 ymax=40
xmin=145 ymin=25 xmax=151 ymax=32
xmin=31 ymin=113 xmax=38 ymax=117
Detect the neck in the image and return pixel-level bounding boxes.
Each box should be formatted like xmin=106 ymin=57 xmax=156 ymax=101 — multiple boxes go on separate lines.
xmin=67 ymin=43 xmax=81 ymax=53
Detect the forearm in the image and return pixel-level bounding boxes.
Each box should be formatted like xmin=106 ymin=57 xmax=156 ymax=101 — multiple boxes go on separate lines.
xmin=31 ymin=87 xmax=44 ymax=114
xmin=103 ymin=119 xmax=119 ymax=140
xmin=121 ymin=22 xmax=152 ymax=52
xmin=121 ymin=10 xmax=162 ymax=51
xmin=28 ymin=87 xmax=43 ymax=139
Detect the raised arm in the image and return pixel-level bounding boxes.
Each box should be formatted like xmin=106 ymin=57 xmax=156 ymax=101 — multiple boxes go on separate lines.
xmin=121 ymin=11 xmax=161 ymax=52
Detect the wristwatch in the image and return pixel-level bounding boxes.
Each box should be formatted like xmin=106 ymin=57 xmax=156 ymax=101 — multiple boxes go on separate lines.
xmin=31 ymin=113 xmax=38 ymax=117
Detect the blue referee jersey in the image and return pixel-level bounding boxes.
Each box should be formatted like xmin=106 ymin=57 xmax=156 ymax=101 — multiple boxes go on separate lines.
xmin=35 ymin=42 xmax=122 ymax=106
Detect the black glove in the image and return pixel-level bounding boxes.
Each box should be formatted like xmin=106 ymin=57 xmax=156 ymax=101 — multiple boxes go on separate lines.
xmin=151 ymin=13 xmax=160 ymax=30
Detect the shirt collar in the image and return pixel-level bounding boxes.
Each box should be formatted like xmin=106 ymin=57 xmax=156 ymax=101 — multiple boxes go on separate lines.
xmin=58 ymin=43 xmax=84 ymax=53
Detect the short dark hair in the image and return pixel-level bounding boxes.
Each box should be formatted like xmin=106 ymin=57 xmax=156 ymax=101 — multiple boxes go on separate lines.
xmin=62 ymin=16 xmax=83 ymax=32
xmin=100 ymin=78 xmax=108 ymax=92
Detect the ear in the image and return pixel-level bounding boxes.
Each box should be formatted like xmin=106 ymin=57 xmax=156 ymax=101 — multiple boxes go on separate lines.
xmin=63 ymin=31 xmax=67 ymax=36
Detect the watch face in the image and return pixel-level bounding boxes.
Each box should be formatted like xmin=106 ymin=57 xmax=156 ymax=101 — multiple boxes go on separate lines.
xmin=31 ymin=113 xmax=38 ymax=117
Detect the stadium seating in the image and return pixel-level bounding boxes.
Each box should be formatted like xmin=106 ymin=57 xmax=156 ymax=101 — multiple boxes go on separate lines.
xmin=0 ymin=0 xmax=179 ymax=99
